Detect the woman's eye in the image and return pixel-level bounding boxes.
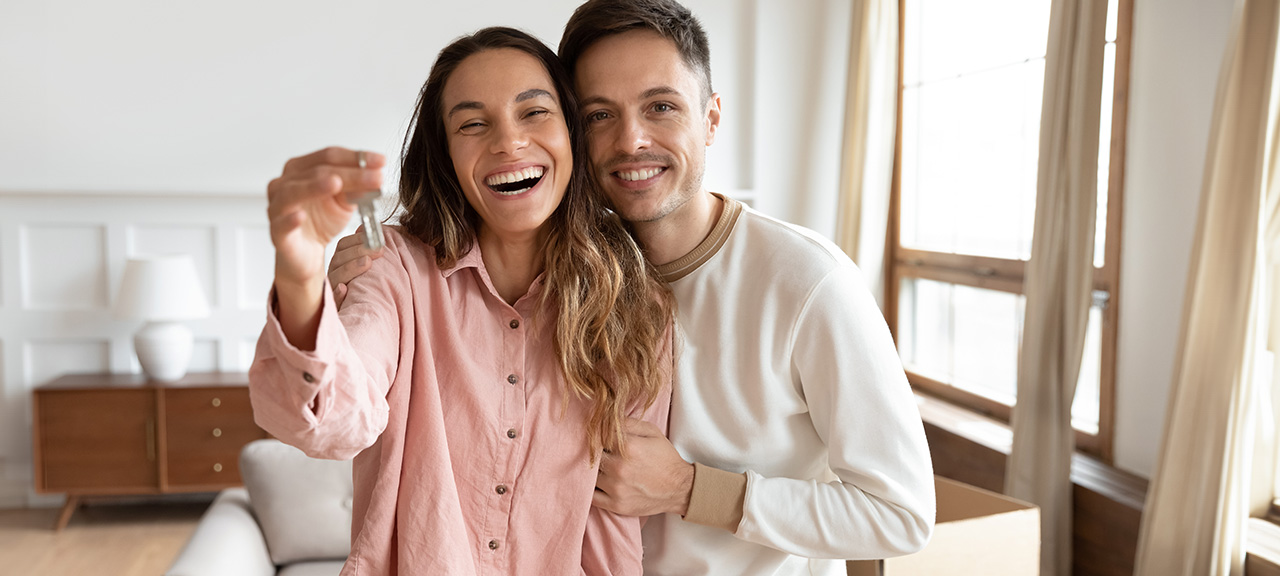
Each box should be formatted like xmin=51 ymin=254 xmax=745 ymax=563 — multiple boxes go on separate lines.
xmin=586 ymin=110 xmax=610 ymax=123
xmin=525 ymin=109 xmax=549 ymax=119
xmin=458 ymin=122 xmax=484 ymax=133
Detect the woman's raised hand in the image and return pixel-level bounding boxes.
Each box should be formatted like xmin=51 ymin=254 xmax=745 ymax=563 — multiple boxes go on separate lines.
xmin=267 ymin=147 xmax=386 ymax=288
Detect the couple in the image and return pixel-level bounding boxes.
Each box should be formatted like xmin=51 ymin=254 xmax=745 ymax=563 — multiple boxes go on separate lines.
xmin=250 ymin=0 xmax=935 ymax=574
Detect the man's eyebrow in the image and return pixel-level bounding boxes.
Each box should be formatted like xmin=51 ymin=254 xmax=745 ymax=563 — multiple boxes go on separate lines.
xmin=579 ymin=95 xmax=613 ymax=109
xmin=447 ymin=101 xmax=483 ymax=118
xmin=579 ymin=87 xmax=682 ymax=110
xmin=640 ymin=86 xmax=681 ymax=100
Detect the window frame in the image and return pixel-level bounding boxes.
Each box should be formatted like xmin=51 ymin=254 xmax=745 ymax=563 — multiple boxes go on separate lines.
xmin=885 ymin=0 xmax=1133 ymax=462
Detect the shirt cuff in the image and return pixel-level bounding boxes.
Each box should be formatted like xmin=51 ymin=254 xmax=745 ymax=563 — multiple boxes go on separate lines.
xmin=682 ymin=462 xmax=746 ymax=533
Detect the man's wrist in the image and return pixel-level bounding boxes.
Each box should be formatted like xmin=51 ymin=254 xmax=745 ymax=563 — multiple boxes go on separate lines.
xmin=681 ymin=462 xmax=748 ymax=533
xmin=672 ymin=460 xmax=695 ymax=516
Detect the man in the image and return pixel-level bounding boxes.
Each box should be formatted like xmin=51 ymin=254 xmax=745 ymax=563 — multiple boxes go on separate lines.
xmin=330 ymin=1 xmax=934 ymax=573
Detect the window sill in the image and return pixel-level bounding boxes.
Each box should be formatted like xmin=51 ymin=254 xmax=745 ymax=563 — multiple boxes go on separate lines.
xmin=914 ymin=391 xmax=1146 ymax=507
xmin=1250 ymin=518 xmax=1280 ymax=575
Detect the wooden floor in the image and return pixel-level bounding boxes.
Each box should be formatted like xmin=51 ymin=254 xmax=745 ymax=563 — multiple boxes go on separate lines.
xmin=0 ymin=500 xmax=207 ymax=576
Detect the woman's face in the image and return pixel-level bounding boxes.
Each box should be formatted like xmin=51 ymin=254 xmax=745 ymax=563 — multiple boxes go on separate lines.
xmin=442 ymin=48 xmax=572 ymax=243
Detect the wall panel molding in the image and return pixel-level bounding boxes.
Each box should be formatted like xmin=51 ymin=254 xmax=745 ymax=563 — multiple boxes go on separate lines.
xmin=0 ymin=192 xmax=271 ymax=506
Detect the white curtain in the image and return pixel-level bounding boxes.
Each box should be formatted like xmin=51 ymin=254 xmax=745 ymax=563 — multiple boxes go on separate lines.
xmin=835 ymin=0 xmax=898 ymax=308
xmin=1004 ymin=1 xmax=1108 ymax=575
xmin=1134 ymin=1 xmax=1280 ymax=574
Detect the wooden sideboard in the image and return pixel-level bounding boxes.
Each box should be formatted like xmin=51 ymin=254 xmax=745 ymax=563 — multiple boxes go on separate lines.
xmin=31 ymin=372 xmax=268 ymax=530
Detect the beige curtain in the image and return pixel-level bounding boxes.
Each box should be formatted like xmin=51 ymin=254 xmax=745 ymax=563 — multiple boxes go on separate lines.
xmin=835 ymin=0 xmax=898 ymax=308
xmin=1004 ymin=1 xmax=1108 ymax=575
xmin=1134 ymin=1 xmax=1280 ymax=574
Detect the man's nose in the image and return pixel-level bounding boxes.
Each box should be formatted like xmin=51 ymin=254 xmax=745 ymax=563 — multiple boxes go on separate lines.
xmin=617 ymin=113 xmax=651 ymax=153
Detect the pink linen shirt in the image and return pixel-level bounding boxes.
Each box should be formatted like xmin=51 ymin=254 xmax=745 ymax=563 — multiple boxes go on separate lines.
xmin=249 ymin=227 xmax=670 ymax=576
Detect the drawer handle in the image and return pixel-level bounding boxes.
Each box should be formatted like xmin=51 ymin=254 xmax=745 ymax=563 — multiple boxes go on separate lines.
xmin=211 ymin=398 xmax=221 ymax=408
xmin=213 ymin=463 xmax=223 ymax=473
xmin=211 ymin=428 xmax=222 ymax=438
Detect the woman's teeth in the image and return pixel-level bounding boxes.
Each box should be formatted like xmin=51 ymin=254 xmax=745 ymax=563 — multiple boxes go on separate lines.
xmin=485 ymin=166 xmax=545 ymax=195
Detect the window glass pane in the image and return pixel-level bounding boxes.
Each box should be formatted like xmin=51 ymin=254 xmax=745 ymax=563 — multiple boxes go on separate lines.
xmin=903 ymin=62 xmax=1043 ymax=259
xmin=898 ymin=277 xmax=954 ymax=381
xmin=1105 ymin=0 xmax=1119 ymax=43
xmin=953 ymin=285 xmax=1022 ymax=405
xmin=900 ymin=277 xmax=1105 ymax=431
xmin=899 ymin=278 xmax=1024 ymax=405
xmin=1095 ymin=42 xmax=1117 ymax=268
xmin=903 ymin=0 xmax=1053 ymax=85
xmin=900 ymin=0 xmax=1052 ymax=260
xmin=1071 ymin=303 xmax=1105 ymax=434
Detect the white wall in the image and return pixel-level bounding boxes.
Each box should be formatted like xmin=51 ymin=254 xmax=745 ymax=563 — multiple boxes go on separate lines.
xmin=1113 ymin=0 xmax=1235 ymax=478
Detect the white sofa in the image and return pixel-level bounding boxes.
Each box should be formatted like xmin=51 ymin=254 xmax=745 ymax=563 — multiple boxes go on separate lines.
xmin=165 ymin=439 xmax=353 ymax=576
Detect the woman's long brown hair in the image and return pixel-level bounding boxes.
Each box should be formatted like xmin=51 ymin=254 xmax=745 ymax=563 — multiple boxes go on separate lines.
xmin=396 ymin=27 xmax=672 ymax=461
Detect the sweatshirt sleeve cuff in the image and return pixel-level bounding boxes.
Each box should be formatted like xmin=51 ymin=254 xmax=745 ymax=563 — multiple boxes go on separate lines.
xmin=682 ymin=462 xmax=747 ymax=533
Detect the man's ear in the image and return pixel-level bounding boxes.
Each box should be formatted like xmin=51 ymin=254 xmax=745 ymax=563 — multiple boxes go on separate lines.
xmin=704 ymin=93 xmax=722 ymax=146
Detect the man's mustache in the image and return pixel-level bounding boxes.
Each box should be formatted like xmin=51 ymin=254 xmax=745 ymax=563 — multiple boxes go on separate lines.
xmin=596 ymin=152 xmax=672 ymax=174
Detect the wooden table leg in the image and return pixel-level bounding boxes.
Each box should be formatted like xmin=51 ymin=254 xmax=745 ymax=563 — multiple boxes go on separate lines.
xmin=54 ymin=494 xmax=80 ymax=531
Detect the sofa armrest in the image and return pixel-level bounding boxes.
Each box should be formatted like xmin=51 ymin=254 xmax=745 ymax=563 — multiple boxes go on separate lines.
xmin=165 ymin=488 xmax=276 ymax=576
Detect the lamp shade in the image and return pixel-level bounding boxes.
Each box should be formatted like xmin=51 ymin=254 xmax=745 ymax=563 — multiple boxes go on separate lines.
xmin=114 ymin=255 xmax=211 ymax=321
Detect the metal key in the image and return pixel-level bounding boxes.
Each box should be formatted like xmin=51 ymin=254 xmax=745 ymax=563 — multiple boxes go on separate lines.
xmin=356 ymin=190 xmax=384 ymax=251
xmin=355 ymin=151 xmax=385 ymax=251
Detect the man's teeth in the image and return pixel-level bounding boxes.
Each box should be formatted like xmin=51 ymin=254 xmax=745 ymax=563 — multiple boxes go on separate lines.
xmin=618 ymin=168 xmax=663 ymax=182
xmin=485 ymin=166 xmax=545 ymax=187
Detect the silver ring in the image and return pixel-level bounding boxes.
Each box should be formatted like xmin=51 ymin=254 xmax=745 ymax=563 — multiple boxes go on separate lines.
xmin=356 ymin=150 xmax=367 ymax=170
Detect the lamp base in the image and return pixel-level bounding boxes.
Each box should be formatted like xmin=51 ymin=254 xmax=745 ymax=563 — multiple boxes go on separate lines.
xmin=134 ymin=321 xmax=193 ymax=383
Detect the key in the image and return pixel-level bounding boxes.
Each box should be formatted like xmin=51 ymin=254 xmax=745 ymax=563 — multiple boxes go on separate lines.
xmin=355 ymin=151 xmax=385 ymax=251
xmin=356 ymin=191 xmax=384 ymax=251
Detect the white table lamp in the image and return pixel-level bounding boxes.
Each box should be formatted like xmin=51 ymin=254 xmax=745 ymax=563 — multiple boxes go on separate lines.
xmin=115 ymin=255 xmax=211 ymax=382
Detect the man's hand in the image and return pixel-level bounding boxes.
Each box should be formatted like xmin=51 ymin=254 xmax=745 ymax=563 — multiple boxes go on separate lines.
xmin=328 ymin=230 xmax=383 ymax=308
xmin=593 ymin=419 xmax=695 ymax=517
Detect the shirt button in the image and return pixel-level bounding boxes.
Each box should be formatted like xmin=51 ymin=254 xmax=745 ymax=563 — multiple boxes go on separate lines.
xmin=506 ymin=428 xmax=517 ymax=439
xmin=507 ymin=374 xmax=519 ymax=385
xmin=302 ymin=372 xmax=316 ymax=383
xmin=496 ymin=485 xmax=508 ymax=495
xmin=509 ymin=319 xmax=520 ymax=329
xmin=488 ymin=539 xmax=499 ymax=550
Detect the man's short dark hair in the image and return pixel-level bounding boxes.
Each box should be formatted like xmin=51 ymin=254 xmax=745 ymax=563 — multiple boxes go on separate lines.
xmin=559 ymin=0 xmax=713 ymax=102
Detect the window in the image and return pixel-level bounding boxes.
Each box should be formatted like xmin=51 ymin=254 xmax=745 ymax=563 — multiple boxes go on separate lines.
xmin=889 ymin=0 xmax=1131 ymax=460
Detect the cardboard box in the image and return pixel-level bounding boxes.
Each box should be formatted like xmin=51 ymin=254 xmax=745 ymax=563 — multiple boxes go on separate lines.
xmin=847 ymin=476 xmax=1040 ymax=576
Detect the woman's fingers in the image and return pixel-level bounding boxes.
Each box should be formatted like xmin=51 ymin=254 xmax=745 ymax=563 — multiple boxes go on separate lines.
xmin=283 ymin=146 xmax=388 ymax=176
xmin=267 ymin=172 xmax=341 ymax=222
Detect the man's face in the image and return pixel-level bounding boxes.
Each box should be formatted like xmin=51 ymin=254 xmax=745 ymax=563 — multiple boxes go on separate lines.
xmin=574 ymin=30 xmax=720 ymax=224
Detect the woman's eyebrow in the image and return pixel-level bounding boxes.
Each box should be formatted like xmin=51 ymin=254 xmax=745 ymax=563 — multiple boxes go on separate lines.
xmin=447 ymin=101 xmax=483 ymax=118
xmin=448 ymin=89 xmax=552 ymax=119
xmin=516 ymin=88 xmax=553 ymax=102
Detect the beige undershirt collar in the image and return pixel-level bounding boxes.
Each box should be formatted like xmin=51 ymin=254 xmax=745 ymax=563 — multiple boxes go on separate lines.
xmin=655 ymin=193 xmax=743 ymax=283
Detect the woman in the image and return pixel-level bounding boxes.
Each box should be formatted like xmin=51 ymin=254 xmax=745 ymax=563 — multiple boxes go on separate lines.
xmin=250 ymin=27 xmax=673 ymax=575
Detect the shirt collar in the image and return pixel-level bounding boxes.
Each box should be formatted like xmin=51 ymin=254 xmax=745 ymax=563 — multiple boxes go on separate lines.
xmin=440 ymin=245 xmax=485 ymax=278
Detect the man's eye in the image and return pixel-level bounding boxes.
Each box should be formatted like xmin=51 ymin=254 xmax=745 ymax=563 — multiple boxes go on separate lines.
xmin=652 ymin=103 xmax=673 ymax=113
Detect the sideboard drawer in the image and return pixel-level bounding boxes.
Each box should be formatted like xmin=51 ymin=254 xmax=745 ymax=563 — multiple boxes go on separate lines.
xmin=163 ymin=387 xmax=266 ymax=489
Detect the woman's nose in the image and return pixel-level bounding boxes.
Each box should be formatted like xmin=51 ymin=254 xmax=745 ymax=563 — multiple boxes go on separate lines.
xmin=490 ymin=121 xmax=530 ymax=155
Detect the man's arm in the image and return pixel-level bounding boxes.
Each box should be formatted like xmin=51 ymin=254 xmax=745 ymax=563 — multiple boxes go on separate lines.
xmin=592 ymin=419 xmax=694 ymax=517
xmin=593 ymin=263 xmax=935 ymax=559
